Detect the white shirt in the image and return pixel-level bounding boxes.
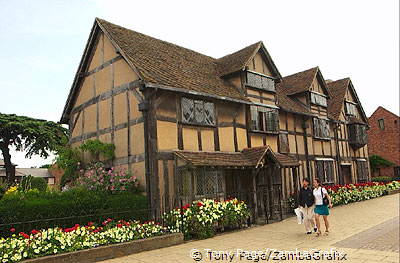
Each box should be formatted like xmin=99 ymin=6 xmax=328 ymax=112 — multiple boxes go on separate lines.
xmin=313 ymin=187 xmax=328 ymax=205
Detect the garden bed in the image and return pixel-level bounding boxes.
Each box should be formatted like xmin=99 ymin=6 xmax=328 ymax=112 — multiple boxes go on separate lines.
xmin=22 ymin=233 xmax=183 ymax=263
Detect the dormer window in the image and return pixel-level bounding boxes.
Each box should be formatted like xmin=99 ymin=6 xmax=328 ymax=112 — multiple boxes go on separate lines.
xmin=345 ymin=101 xmax=357 ymax=116
xmin=310 ymin=92 xmax=327 ymax=107
xmin=246 ymin=71 xmax=275 ymax=92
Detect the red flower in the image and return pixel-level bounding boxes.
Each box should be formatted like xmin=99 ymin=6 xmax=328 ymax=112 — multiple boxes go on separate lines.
xmin=106 ymin=218 xmax=112 ymax=222
xmin=196 ymin=202 xmax=203 ymax=207
xmin=19 ymin=232 xmax=29 ymax=239
xmin=117 ymin=223 xmax=122 ymax=228
xmin=87 ymin=222 xmax=93 ymax=227
xmin=10 ymin=228 xmax=15 ymax=233
xmin=31 ymin=229 xmax=40 ymax=235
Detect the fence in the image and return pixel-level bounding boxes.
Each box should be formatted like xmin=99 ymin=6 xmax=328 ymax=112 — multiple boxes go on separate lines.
xmin=0 ymin=191 xmax=293 ymax=238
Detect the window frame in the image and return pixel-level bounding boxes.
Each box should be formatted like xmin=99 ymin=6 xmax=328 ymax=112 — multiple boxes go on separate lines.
xmin=378 ymin=118 xmax=385 ymax=130
xmin=245 ymin=70 xmax=276 ymax=92
xmin=194 ymin=168 xmax=225 ymax=198
xmin=181 ymin=97 xmax=215 ymax=126
xmin=310 ymin=91 xmax=328 ymax=107
xmin=315 ymin=159 xmax=335 ymax=184
xmin=345 ymin=101 xmax=357 ymax=116
xmin=250 ymin=105 xmax=279 ymax=133
xmin=313 ymin=117 xmax=331 ymax=140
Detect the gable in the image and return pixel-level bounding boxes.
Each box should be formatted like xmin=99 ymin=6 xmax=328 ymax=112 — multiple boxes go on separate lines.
xmin=246 ymin=51 xmax=273 ymax=76
xmin=311 ymin=74 xmax=329 ymax=96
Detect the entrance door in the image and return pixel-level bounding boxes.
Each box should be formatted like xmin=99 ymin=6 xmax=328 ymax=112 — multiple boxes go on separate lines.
xmin=256 ymin=167 xmax=282 ymax=222
xmin=341 ymin=165 xmax=352 ymax=185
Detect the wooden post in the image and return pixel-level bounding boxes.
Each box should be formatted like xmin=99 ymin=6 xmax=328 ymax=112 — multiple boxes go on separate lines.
xmin=251 ymin=170 xmax=258 ymax=220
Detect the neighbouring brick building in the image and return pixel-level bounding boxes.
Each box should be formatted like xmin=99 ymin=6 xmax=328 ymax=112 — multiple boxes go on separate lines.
xmin=368 ymin=106 xmax=400 ymax=177
xmin=61 ymin=18 xmax=371 ymax=220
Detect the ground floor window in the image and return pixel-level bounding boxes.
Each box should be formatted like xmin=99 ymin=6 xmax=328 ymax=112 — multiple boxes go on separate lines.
xmin=356 ymin=159 xmax=369 ymax=182
xmin=178 ymin=167 xmax=224 ymax=199
xmin=315 ymin=159 xmax=334 ymax=184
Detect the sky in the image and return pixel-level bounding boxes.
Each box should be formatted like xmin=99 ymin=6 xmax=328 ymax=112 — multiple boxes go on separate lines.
xmin=0 ymin=0 xmax=398 ymax=167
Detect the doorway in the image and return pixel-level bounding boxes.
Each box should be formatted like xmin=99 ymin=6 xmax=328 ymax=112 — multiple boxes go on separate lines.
xmin=341 ymin=165 xmax=352 ymax=185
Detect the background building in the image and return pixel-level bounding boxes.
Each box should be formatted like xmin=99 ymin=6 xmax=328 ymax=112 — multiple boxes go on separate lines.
xmin=368 ymin=106 xmax=400 ymax=177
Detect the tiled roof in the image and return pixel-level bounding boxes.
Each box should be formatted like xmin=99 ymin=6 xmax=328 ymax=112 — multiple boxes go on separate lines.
xmin=278 ymin=67 xmax=319 ymax=95
xmin=97 ymin=18 xmax=248 ymax=102
xmin=0 ymin=168 xmax=52 ymax=178
xmin=326 ymin=78 xmax=349 ymax=120
xmin=174 ymin=146 xmax=299 ymax=167
xmin=276 ymin=85 xmax=313 ymax=116
xmin=216 ymin=42 xmax=262 ymax=76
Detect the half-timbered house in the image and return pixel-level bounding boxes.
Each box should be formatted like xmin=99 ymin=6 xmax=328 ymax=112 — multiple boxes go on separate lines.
xmin=61 ymin=18 xmax=370 ymax=221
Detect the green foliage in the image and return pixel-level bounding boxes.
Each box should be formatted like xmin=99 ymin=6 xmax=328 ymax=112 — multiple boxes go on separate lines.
xmin=369 ymin=155 xmax=395 ymax=172
xmin=55 ymin=140 xmax=116 ymax=187
xmin=372 ymin=176 xmax=400 ymax=183
xmin=31 ymin=177 xmax=47 ymax=192
xmin=39 ymin=164 xmax=52 ymax=168
xmin=55 ymin=146 xmax=82 ymax=187
xmin=19 ymin=175 xmax=33 ymax=193
xmin=0 ymin=113 xmax=68 ymax=182
xmin=0 ymin=188 xmax=148 ymax=234
xmin=80 ymin=139 xmax=115 ymax=161
xmin=0 ymin=178 xmax=8 ymax=199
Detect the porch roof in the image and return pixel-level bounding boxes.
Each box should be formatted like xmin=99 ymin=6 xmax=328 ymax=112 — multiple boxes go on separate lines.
xmin=174 ymin=146 xmax=299 ymax=168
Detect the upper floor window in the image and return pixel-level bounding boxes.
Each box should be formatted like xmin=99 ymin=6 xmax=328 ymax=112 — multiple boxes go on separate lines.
xmin=313 ymin=117 xmax=330 ymax=139
xmin=315 ymin=160 xmax=334 ymax=184
xmin=378 ymin=119 xmax=385 ymax=130
xmin=348 ymin=124 xmax=368 ymax=148
xmin=181 ymin=97 xmax=215 ymax=126
xmin=246 ymin=71 xmax=275 ymax=92
xmin=345 ymin=101 xmax=357 ymax=116
xmin=278 ymin=132 xmax=289 ymax=153
xmin=310 ymin=92 xmax=327 ymax=107
xmin=250 ymin=105 xmax=279 ymax=133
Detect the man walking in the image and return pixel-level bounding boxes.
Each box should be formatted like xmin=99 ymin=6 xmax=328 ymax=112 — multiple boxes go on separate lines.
xmin=298 ymin=178 xmax=317 ymax=234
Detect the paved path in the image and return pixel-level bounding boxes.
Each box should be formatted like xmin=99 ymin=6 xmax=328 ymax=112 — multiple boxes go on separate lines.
xmin=101 ymin=194 xmax=400 ymax=263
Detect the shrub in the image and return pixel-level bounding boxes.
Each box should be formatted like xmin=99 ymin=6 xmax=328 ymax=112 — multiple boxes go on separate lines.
xmin=163 ymin=198 xmax=250 ymax=239
xmin=0 ymin=179 xmax=8 ymax=199
xmin=0 ymin=188 xmax=148 ymax=236
xmin=74 ymin=162 xmax=140 ymax=193
xmin=30 ymin=177 xmax=47 ymax=192
xmin=372 ymin=176 xmax=400 ymax=183
xmin=326 ymin=181 xmax=400 ymax=206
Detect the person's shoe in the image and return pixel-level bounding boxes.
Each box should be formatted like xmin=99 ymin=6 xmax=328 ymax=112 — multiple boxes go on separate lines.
xmin=306 ymin=231 xmax=312 ymax=234
xmin=314 ymin=227 xmax=318 ymax=232
xmin=315 ymin=230 xmax=322 ymax=237
xmin=324 ymin=230 xmax=330 ymax=236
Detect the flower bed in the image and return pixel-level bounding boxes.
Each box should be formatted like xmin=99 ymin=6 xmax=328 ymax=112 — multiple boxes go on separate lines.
xmin=163 ymin=198 xmax=250 ymax=239
xmin=326 ymin=180 xmax=400 ymax=206
xmin=0 ymin=219 xmax=168 ymax=263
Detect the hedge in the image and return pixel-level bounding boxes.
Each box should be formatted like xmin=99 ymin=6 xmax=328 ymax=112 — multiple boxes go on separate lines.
xmin=0 ymin=188 xmax=148 ymax=236
xmin=371 ymin=176 xmax=400 ymax=183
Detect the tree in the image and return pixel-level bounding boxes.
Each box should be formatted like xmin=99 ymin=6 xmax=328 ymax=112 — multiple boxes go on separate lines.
xmin=0 ymin=113 xmax=68 ymax=183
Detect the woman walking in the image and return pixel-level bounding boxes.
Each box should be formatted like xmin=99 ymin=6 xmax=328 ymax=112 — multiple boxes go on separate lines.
xmin=313 ymin=178 xmax=332 ymax=236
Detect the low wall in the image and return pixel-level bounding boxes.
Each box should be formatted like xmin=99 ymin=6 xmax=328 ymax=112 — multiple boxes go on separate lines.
xmin=24 ymin=233 xmax=183 ymax=263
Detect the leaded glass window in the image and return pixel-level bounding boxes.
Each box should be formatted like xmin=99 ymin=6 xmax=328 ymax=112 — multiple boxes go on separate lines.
xmin=181 ymin=97 xmax=215 ymax=125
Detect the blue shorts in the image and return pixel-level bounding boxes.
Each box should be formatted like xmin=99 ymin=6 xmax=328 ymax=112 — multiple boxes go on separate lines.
xmin=314 ymin=205 xmax=330 ymax=215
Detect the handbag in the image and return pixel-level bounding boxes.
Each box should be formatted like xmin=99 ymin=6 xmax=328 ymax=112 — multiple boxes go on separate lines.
xmin=321 ymin=188 xmax=329 ymax=206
